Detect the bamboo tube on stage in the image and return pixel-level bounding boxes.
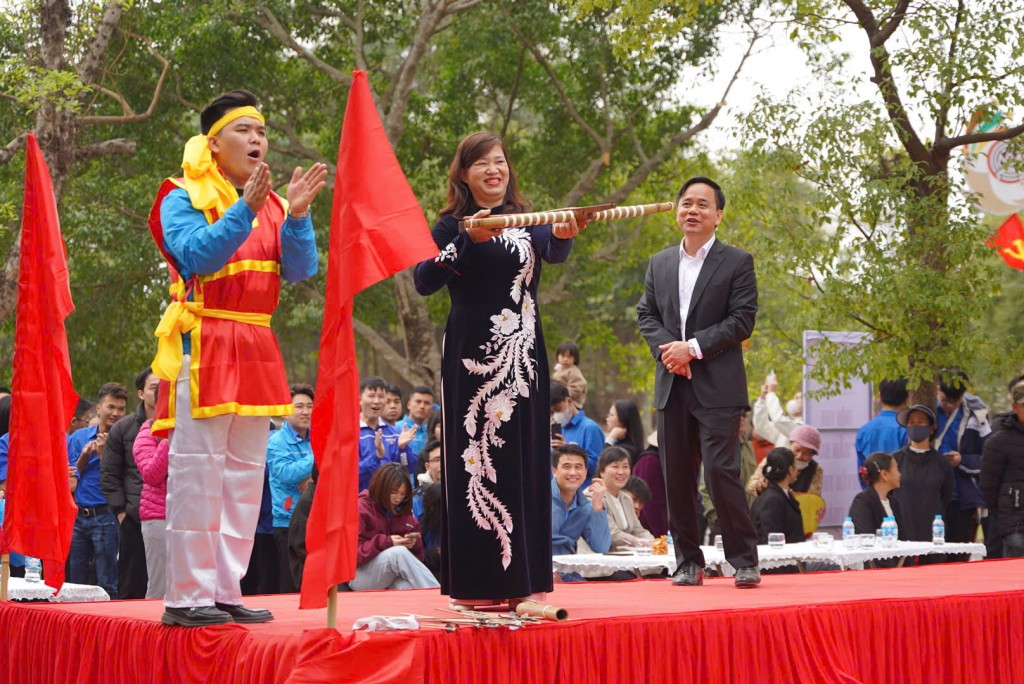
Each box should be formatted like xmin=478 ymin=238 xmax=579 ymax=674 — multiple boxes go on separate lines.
xmin=326 ymin=585 xmax=338 ymax=629
xmin=513 ymin=600 xmax=568 ymax=621
xmin=1 ymin=553 xmax=9 ymax=602
xmin=458 ymin=202 xmax=674 ymax=231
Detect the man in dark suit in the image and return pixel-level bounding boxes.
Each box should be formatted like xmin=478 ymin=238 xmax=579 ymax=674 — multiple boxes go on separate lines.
xmin=636 ymin=176 xmax=760 ymax=588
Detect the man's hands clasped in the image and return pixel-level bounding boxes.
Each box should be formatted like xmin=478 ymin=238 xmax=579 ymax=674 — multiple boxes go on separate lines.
xmin=243 ymin=162 xmax=328 ymax=216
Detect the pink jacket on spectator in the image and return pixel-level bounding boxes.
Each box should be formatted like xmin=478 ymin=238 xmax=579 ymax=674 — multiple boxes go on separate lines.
xmin=133 ymin=419 xmax=168 ymax=521
xmin=357 ymin=490 xmax=424 ymax=567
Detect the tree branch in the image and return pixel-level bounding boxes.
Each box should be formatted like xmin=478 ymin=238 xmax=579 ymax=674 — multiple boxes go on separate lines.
xmin=266 ymin=119 xmax=332 ymax=167
xmin=80 ymin=44 xmax=170 ymax=126
xmin=873 ymin=0 xmax=911 ymax=46
xmin=352 ymin=315 xmax=432 ymax=387
xmin=75 ymin=138 xmax=135 ymax=163
xmin=600 ymin=30 xmax=758 ymax=205
xmin=937 ymin=121 xmax=1024 ymax=151
xmin=842 ymin=0 xmax=931 ymax=167
xmin=77 ymin=1 xmax=124 ymax=87
xmin=0 ymin=132 xmax=29 ymax=165
xmin=934 ymin=0 xmax=964 ymax=143
xmin=248 ymin=5 xmax=352 ymax=86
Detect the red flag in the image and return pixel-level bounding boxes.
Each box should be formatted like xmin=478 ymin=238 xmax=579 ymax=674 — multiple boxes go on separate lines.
xmin=987 ymin=213 xmax=1024 ymax=271
xmin=300 ymin=70 xmax=438 ymax=609
xmin=0 ymin=133 xmax=79 ymax=590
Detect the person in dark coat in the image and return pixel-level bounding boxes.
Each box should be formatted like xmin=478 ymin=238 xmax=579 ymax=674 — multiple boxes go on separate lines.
xmin=287 ymin=464 xmax=317 ymax=590
xmin=751 ymin=448 xmax=805 ymax=545
xmin=891 ymin=404 xmax=953 ymax=562
xmin=850 ymin=451 xmax=906 ymax=536
xmin=980 ymin=379 xmax=1024 ymax=558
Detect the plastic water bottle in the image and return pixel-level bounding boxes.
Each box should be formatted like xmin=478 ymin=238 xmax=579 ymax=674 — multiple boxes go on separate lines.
xmin=24 ymin=557 xmax=42 ymax=583
xmin=842 ymin=516 xmax=856 ymax=547
xmin=889 ymin=516 xmax=899 ymax=546
xmin=932 ymin=515 xmax=945 ymax=545
xmin=667 ymin=533 xmax=675 ymax=556
xmin=881 ymin=517 xmax=895 ymax=548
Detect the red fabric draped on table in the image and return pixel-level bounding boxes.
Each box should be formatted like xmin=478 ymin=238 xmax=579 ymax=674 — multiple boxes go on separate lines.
xmin=2 ymin=560 xmax=1023 ymax=683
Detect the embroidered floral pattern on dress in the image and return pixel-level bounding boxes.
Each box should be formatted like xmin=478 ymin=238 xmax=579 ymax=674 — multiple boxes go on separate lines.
xmin=435 ymin=241 xmax=458 ymax=264
xmin=460 ymin=228 xmax=536 ymax=569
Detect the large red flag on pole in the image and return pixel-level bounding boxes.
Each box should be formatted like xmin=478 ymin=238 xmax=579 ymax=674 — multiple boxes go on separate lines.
xmin=987 ymin=213 xmax=1024 ymax=271
xmin=300 ymin=70 xmax=438 ymax=609
xmin=0 ymin=133 xmax=79 ymax=590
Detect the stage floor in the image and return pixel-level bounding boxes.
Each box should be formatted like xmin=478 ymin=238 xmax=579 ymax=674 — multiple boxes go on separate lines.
xmin=3 ymin=558 xmax=1024 ymax=683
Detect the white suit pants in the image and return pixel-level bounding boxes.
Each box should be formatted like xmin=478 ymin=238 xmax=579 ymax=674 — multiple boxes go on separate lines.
xmin=164 ymin=356 xmax=267 ymax=608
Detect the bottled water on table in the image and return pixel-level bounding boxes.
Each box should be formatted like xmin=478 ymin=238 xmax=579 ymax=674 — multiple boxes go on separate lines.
xmin=842 ymin=516 xmax=856 ymax=547
xmin=932 ymin=515 xmax=945 ymax=545
xmin=881 ymin=517 xmax=896 ymax=547
xmin=25 ymin=557 xmax=42 ymax=582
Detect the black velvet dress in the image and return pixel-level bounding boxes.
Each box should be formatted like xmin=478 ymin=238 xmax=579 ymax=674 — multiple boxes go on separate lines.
xmin=414 ymin=205 xmax=571 ymax=599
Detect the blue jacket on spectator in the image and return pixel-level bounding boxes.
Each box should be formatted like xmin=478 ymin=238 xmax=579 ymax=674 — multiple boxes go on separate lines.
xmin=551 ymin=478 xmax=611 ymax=556
xmin=562 ymin=409 xmax=606 ymax=488
xmin=358 ymin=418 xmax=414 ymax=491
xmin=68 ymin=425 xmax=106 ymax=506
xmin=855 ymin=409 xmax=907 ymax=489
xmin=267 ymin=422 xmax=314 ymax=529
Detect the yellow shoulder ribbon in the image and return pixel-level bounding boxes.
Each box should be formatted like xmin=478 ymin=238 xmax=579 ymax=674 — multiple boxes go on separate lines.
xmin=179 ymin=105 xmax=265 ymax=214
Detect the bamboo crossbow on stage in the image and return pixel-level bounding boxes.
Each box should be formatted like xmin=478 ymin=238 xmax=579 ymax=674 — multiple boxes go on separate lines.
xmin=457 ymin=202 xmax=674 ymax=231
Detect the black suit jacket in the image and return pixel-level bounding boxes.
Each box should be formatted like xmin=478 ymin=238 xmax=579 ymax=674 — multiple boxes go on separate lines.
xmin=636 ymin=238 xmax=757 ymax=410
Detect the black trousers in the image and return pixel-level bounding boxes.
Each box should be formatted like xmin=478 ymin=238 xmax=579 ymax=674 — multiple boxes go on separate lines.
xmin=658 ymin=379 xmax=758 ymax=569
xmin=241 ymin=532 xmax=278 ymax=596
xmin=273 ymin=527 xmax=298 ymax=594
xmin=118 ymin=514 xmax=149 ymax=599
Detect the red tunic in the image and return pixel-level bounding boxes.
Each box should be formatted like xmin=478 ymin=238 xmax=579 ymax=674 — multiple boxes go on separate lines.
xmin=148 ymin=178 xmax=292 ymax=435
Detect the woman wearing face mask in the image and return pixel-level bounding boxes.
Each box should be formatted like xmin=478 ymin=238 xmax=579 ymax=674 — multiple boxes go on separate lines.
xmin=890 ymin=405 xmax=953 ymax=550
xmin=747 ymin=424 xmax=823 ymax=497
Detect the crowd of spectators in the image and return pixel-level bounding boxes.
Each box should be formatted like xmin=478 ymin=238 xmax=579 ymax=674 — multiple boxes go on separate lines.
xmin=1 ymin=351 xmax=1022 ymax=598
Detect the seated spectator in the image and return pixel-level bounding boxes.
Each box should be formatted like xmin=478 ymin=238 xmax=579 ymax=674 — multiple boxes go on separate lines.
xmin=747 ymin=424 xmax=823 ymax=498
xmin=632 ymin=432 xmax=668 ymax=537
xmin=550 ymin=445 xmax=611 ymax=582
xmin=412 ymin=439 xmax=442 ymax=519
xmin=586 ymin=446 xmax=654 ymax=552
xmin=133 ymin=418 xmax=169 ymax=599
xmin=751 ymin=448 xmax=805 ymax=546
xmin=622 ymin=476 xmax=651 ymax=525
xmin=351 ymin=463 xmax=439 ymax=591
xmin=419 ymin=481 xmax=443 ymax=581
xmin=753 ymin=373 xmax=803 ymax=448
xmin=553 ymin=340 xmax=588 ymax=409
xmin=267 ymin=384 xmax=315 ymax=593
xmin=550 ymin=381 xmax=604 ymax=486
xmin=849 ymin=452 xmax=906 ymax=568
xmin=891 ymin=405 xmax=953 ymax=555
xmin=855 ymin=379 xmax=909 ymax=489
xmin=288 ymin=464 xmax=317 ymax=590
xmin=980 ymin=377 xmax=1024 ymax=559
xmin=358 ymin=377 xmax=416 ymax=490
xmin=604 ymin=399 xmax=646 ymax=464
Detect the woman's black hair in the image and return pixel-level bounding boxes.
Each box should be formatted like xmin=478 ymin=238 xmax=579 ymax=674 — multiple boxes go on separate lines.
xmin=861 ymin=452 xmax=895 ymax=486
xmin=419 ymin=482 xmax=443 ymax=536
xmin=612 ymin=399 xmax=645 ymax=464
xmin=0 ymin=395 xmax=11 ymax=436
xmin=597 ymin=446 xmax=631 ymax=476
xmin=761 ymin=447 xmax=795 ymax=483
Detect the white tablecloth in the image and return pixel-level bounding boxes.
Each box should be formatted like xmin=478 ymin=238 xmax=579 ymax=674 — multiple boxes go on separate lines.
xmin=5 ymin=576 xmax=111 ymax=602
xmin=553 ymin=541 xmax=987 ymax=576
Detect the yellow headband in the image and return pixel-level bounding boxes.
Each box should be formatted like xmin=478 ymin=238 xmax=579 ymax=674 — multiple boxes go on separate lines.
xmin=207 ymin=105 xmax=265 ymax=137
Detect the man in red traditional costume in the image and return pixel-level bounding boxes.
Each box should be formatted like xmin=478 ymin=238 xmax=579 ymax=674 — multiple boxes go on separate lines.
xmin=148 ymin=90 xmax=327 ymax=627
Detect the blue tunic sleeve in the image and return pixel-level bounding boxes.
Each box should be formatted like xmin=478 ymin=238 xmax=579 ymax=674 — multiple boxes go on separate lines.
xmin=280 ymin=214 xmax=318 ymax=282
xmin=160 ymin=189 xmax=256 ymax=280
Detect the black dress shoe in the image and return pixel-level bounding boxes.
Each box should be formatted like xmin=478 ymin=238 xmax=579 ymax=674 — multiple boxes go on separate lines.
xmin=215 ymin=603 xmax=274 ymax=624
xmin=161 ymin=606 xmax=233 ymax=627
xmin=671 ymin=561 xmax=705 ymax=586
xmin=735 ymin=566 xmax=761 ymax=588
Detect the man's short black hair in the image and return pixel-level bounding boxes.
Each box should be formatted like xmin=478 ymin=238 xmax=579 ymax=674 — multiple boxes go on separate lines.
xmin=676 ymin=176 xmax=726 ymax=210
xmin=551 ymin=444 xmax=588 ymax=469
xmin=623 ymin=476 xmax=651 ymax=505
xmin=290 ymin=383 xmax=315 ymax=401
xmin=134 ymin=367 xmax=155 ymax=393
xmin=411 ymin=385 xmax=434 ymax=398
xmin=1008 ymin=374 xmax=1024 ymax=393
xmin=550 ymin=381 xmax=570 ymax=407
xmin=878 ymin=378 xmax=909 ymax=407
xmin=555 ymin=341 xmax=580 ymax=364
xmin=74 ymin=397 xmax=94 ymax=420
xmin=359 ymin=376 xmax=388 ymax=393
xmin=200 ymin=89 xmax=259 ymax=135
xmin=97 ymin=382 xmax=128 ymax=403
xmin=937 ymin=369 xmax=970 ymax=401
xmin=385 ymin=384 xmax=402 ymax=400
xmin=0 ymin=386 xmax=10 ymax=394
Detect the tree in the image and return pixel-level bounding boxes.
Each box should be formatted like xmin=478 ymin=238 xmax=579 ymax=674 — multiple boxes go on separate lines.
xmin=0 ymin=0 xmax=170 ymax=329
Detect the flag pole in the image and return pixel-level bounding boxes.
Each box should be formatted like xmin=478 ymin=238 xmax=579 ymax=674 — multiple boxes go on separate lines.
xmin=326 ymin=585 xmax=338 ymax=628
xmin=1 ymin=553 xmax=9 ymax=602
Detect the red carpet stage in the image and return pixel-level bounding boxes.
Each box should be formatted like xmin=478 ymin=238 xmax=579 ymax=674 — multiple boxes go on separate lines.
xmin=3 ymin=559 xmax=1024 ymax=683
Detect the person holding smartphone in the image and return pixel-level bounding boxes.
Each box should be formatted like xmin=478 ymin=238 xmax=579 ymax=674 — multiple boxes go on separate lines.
xmin=550 ymin=381 xmax=604 ymax=488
